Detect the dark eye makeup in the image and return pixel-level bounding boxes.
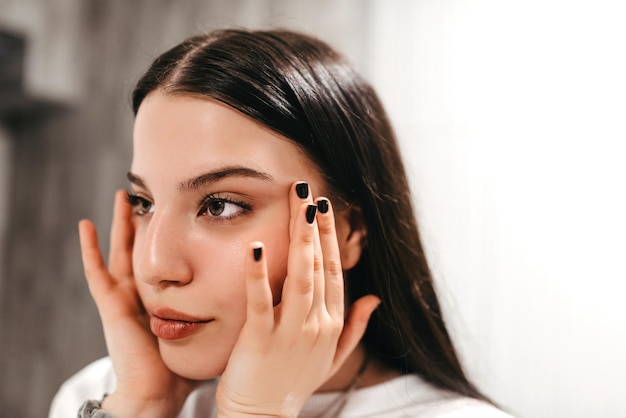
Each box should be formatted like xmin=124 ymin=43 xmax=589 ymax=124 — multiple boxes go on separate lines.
xmin=125 ymin=190 xmax=252 ymax=222
xmin=197 ymin=193 xmax=252 ymax=221
xmin=126 ymin=190 xmax=154 ymax=216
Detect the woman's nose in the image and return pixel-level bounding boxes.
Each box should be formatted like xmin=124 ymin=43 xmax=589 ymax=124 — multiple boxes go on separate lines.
xmin=134 ymin=211 xmax=193 ymax=288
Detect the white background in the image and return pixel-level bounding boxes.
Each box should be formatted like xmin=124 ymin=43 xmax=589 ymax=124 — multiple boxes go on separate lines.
xmin=366 ymin=1 xmax=626 ymax=417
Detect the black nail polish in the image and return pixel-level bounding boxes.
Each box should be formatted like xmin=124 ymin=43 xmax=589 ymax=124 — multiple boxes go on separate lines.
xmin=296 ymin=182 xmax=309 ymax=199
xmin=253 ymin=247 xmax=262 ymax=261
xmin=317 ymin=199 xmax=329 ymax=214
xmin=306 ymin=204 xmax=317 ymax=224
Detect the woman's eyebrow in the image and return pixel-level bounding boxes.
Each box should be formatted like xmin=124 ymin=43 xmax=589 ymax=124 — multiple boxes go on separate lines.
xmin=126 ymin=166 xmax=274 ymax=192
xmin=127 ymin=172 xmax=147 ymax=188
xmin=178 ymin=166 xmax=274 ymax=191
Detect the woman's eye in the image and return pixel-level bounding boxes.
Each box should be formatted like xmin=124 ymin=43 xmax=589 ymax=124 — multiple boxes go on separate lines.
xmin=207 ymin=200 xmax=226 ymax=216
xmin=198 ymin=195 xmax=250 ymax=220
xmin=126 ymin=192 xmax=155 ymax=216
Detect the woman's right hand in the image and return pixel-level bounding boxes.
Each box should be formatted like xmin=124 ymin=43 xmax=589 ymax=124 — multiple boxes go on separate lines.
xmin=78 ymin=190 xmax=197 ymax=418
xmin=215 ymin=184 xmax=380 ymax=417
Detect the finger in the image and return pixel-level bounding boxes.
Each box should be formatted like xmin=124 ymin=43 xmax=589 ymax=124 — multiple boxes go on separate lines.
xmin=331 ymin=295 xmax=381 ymax=373
xmin=80 ymin=219 xmax=144 ymax=325
xmin=78 ymin=219 xmax=115 ymax=301
xmin=279 ymin=202 xmax=317 ymax=327
xmin=244 ymin=242 xmax=274 ymax=334
xmin=314 ymin=198 xmax=344 ymax=319
xmin=289 ymin=181 xmax=311 ymax=238
xmin=108 ymin=190 xmax=134 ymax=279
xmin=308 ymin=202 xmax=325 ymax=318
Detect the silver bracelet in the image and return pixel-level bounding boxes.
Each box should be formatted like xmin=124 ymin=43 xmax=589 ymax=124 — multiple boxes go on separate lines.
xmin=78 ymin=398 xmax=117 ymax=418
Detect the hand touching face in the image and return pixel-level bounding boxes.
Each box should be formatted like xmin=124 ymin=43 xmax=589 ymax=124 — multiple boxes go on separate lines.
xmin=130 ymin=91 xmax=358 ymax=380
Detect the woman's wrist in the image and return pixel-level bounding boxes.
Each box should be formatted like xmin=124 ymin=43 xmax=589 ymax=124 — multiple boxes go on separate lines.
xmin=99 ymin=391 xmax=184 ymax=418
xmin=216 ymin=403 xmax=298 ymax=418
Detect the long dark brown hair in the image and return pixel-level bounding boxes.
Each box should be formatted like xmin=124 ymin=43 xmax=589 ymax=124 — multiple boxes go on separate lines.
xmin=132 ymin=29 xmax=489 ymax=402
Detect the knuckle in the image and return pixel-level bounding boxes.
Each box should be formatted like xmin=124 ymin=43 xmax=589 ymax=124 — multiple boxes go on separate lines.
xmin=300 ymin=231 xmax=315 ymax=244
xmin=249 ymin=300 xmax=271 ymax=315
xmin=313 ymin=255 xmax=324 ymax=272
xmin=325 ymin=257 xmax=343 ymax=276
xmin=297 ymin=276 xmax=314 ymax=295
xmin=328 ymin=320 xmax=344 ymax=338
xmin=302 ymin=320 xmax=321 ymax=339
xmin=83 ymin=260 xmax=104 ymax=280
xmin=313 ymin=320 xmax=342 ymax=345
xmin=318 ymin=219 xmax=335 ymax=235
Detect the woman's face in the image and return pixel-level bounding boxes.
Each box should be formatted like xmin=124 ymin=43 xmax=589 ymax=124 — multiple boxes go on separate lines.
xmin=130 ymin=90 xmax=336 ymax=380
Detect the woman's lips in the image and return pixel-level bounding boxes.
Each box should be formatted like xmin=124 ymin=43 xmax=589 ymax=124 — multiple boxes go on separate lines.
xmin=148 ymin=308 xmax=213 ymax=340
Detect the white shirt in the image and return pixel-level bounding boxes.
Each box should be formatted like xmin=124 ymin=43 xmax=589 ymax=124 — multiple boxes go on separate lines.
xmin=49 ymin=357 xmax=512 ymax=417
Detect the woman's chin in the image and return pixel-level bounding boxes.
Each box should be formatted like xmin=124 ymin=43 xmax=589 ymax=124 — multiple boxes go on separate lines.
xmin=158 ymin=339 xmax=229 ymax=380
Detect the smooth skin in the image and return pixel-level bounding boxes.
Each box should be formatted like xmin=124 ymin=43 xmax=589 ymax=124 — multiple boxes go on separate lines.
xmin=78 ymin=92 xmax=381 ymax=418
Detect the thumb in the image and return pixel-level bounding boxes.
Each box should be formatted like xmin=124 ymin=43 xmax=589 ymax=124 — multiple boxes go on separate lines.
xmin=331 ymin=295 xmax=381 ymax=373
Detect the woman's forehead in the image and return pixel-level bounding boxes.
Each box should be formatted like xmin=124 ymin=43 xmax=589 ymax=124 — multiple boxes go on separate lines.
xmin=131 ymin=91 xmax=325 ymax=191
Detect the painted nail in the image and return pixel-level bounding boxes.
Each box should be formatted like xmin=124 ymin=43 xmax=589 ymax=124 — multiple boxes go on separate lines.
xmin=317 ymin=199 xmax=329 ymax=214
xmin=306 ymin=204 xmax=317 ymax=224
xmin=253 ymin=247 xmax=262 ymax=261
xmin=296 ymin=182 xmax=309 ymax=199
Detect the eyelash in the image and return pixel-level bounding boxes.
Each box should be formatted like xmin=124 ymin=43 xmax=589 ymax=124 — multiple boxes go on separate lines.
xmin=197 ymin=193 xmax=252 ymax=221
xmin=126 ymin=190 xmax=153 ymax=216
xmin=125 ymin=190 xmax=252 ymax=221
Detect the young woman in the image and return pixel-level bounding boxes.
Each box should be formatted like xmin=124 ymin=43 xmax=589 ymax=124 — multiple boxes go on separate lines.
xmin=50 ymin=29 xmax=511 ymax=417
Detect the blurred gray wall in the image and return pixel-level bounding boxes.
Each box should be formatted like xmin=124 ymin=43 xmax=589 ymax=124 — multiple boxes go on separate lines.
xmin=0 ymin=1 xmax=369 ymax=417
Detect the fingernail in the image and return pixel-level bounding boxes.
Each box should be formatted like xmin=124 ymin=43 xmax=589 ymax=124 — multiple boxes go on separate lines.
xmin=317 ymin=198 xmax=329 ymax=214
xmin=253 ymin=246 xmax=262 ymax=261
xmin=306 ymin=204 xmax=317 ymax=224
xmin=296 ymin=182 xmax=309 ymax=199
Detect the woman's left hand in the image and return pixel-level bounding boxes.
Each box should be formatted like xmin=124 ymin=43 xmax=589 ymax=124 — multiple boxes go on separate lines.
xmin=78 ymin=191 xmax=199 ymax=418
xmin=216 ymin=183 xmax=380 ymax=417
